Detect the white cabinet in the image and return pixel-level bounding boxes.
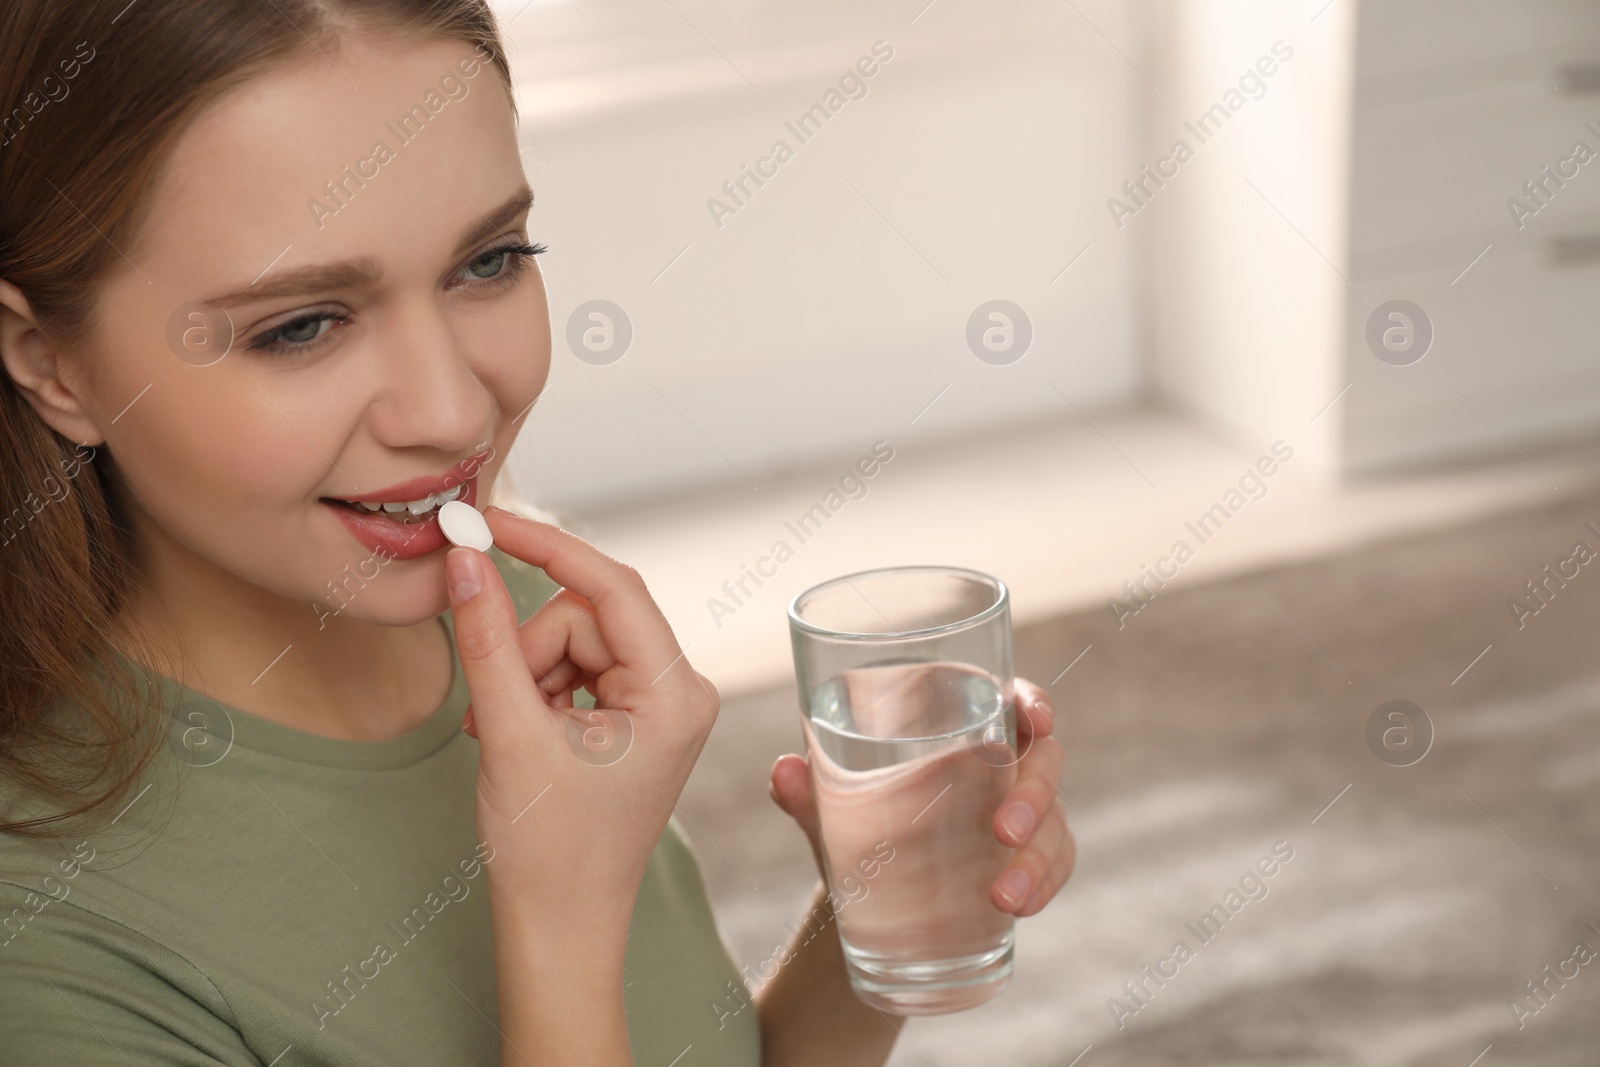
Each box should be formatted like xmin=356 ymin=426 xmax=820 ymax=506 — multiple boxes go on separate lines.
xmin=1343 ymin=0 xmax=1600 ymax=472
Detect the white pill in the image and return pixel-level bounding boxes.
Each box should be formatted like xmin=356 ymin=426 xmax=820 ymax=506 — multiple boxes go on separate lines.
xmin=439 ymin=500 xmax=494 ymax=552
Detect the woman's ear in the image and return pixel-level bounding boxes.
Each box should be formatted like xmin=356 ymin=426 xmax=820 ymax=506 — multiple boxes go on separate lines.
xmin=0 ymin=278 xmax=106 ymax=447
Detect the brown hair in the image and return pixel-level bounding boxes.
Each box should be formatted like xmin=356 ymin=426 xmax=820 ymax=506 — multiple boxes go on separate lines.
xmin=0 ymin=0 xmax=514 ymax=837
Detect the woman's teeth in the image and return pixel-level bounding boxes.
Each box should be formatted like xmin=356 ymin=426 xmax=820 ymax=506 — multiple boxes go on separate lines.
xmin=352 ymin=482 xmax=464 ymax=517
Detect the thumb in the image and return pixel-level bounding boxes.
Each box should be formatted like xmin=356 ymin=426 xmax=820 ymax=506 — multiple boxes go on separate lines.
xmin=446 ymin=547 xmax=549 ymax=751
xmin=769 ymin=754 xmax=823 ymax=858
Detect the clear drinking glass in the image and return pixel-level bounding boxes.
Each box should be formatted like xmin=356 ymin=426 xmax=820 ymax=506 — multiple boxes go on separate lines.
xmin=786 ymin=565 xmax=1019 ymax=1015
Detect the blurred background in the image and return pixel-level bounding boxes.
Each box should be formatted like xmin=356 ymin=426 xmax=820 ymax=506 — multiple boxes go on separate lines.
xmin=491 ymin=0 xmax=1600 ymax=1062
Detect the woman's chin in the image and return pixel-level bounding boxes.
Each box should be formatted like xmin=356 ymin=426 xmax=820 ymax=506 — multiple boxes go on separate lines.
xmin=304 ymin=558 xmax=452 ymax=630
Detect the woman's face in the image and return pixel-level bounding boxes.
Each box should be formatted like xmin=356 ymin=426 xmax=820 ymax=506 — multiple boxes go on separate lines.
xmin=74 ymin=30 xmax=548 ymax=626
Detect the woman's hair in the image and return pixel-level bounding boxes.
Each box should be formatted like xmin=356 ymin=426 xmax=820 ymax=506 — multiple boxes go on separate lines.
xmin=0 ymin=0 xmax=514 ymax=837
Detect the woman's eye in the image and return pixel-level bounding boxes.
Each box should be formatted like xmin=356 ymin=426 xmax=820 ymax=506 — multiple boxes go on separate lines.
xmin=241 ymin=242 xmax=544 ymax=355
xmin=465 ymin=248 xmax=512 ymax=280
xmin=458 ymin=241 xmax=545 ymax=287
xmin=247 ymin=312 xmax=344 ymax=353
xmin=278 ymin=316 xmax=332 ymax=343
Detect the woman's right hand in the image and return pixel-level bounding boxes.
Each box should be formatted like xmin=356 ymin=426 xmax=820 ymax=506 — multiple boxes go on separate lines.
xmin=448 ymin=508 xmax=720 ymax=1066
xmin=445 ymin=506 xmax=720 ymax=926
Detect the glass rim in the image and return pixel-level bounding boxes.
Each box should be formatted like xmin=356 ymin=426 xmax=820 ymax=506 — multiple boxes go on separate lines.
xmin=786 ymin=564 xmax=1009 ymax=641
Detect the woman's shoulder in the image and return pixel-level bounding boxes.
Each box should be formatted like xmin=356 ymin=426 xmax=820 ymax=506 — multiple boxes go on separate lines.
xmin=0 ymin=874 xmax=256 ymax=1064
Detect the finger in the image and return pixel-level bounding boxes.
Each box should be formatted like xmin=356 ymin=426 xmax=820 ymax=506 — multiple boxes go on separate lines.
xmin=1016 ymin=811 xmax=1076 ymax=917
xmin=484 ymin=509 xmax=682 ymax=673
xmin=446 ymin=547 xmax=551 ymax=752
xmin=993 ymin=735 xmax=1065 ymax=847
xmin=770 ymin=753 xmax=825 ymax=871
xmin=992 ymin=801 xmax=1066 ymax=913
xmin=524 ymin=654 xmax=599 ymax=707
xmin=769 ymin=753 xmax=817 ymax=828
xmin=571 ymin=673 xmax=600 ymax=706
xmin=534 ymin=656 xmax=581 ymax=697
xmin=1013 ymin=677 xmax=1055 ymax=741
xmin=517 ymin=588 xmax=618 ymax=691
xmin=544 ymin=676 xmax=597 ymax=710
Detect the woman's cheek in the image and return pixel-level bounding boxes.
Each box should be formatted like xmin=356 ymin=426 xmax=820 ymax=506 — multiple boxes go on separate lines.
xmin=473 ymin=276 xmax=552 ymax=416
xmin=106 ymin=348 xmax=355 ymax=583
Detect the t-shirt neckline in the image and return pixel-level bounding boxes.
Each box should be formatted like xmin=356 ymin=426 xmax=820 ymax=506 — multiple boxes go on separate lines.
xmin=137 ymin=614 xmax=470 ymax=771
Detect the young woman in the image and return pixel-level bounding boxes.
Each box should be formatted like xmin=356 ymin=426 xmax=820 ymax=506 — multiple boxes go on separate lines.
xmin=0 ymin=2 xmax=1075 ymax=1063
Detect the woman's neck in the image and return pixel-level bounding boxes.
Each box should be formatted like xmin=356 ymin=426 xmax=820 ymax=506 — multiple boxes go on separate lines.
xmin=114 ymin=522 xmax=454 ymax=743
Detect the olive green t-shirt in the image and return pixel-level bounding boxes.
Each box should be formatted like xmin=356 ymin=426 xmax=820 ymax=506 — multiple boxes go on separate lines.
xmin=0 ymin=549 xmax=761 ymax=1066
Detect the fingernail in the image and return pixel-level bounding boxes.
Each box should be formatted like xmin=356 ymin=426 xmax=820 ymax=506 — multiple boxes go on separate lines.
xmin=447 ymin=548 xmax=483 ymax=603
xmin=996 ymin=868 xmax=1031 ymax=908
xmin=1001 ymin=802 xmax=1035 ymax=842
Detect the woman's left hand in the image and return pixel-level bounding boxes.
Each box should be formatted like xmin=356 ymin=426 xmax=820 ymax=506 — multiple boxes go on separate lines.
xmin=768 ymin=675 xmax=1075 ymax=917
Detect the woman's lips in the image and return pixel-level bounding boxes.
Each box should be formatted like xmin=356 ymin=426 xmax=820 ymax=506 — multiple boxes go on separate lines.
xmin=323 ymin=477 xmax=479 ymax=561
xmin=327 ymin=447 xmax=494 ymax=504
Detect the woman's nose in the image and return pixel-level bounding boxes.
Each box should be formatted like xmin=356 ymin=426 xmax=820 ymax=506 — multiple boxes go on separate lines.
xmin=365 ymin=302 xmax=494 ymax=453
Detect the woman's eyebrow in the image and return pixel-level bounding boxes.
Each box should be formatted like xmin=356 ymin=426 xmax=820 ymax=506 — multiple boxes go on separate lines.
xmin=450 ymin=185 xmax=535 ymax=258
xmin=205 ymin=186 xmax=536 ymax=310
